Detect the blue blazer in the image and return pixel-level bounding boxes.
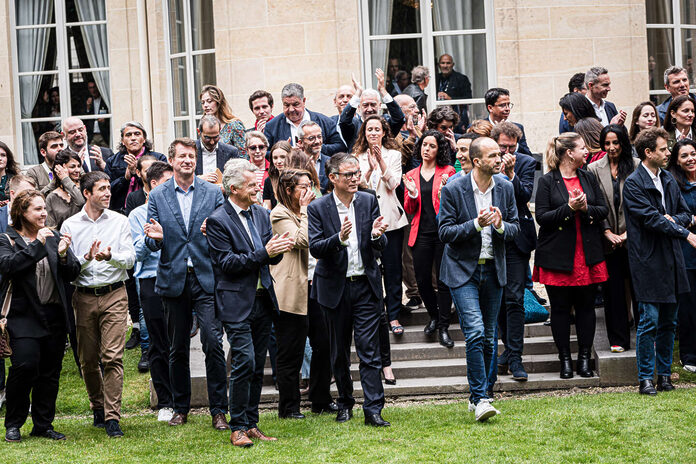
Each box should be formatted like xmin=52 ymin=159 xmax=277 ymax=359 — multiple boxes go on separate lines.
xmin=263 ymin=109 xmax=347 ymax=157
xmin=195 ymin=140 xmax=242 ymax=175
xmin=513 ymin=122 xmax=532 ymax=156
xmin=308 ymin=192 xmax=386 ymax=309
xmin=509 ymin=152 xmax=537 ymax=254
xmin=438 ymin=173 xmax=519 ymax=289
xmin=337 ymin=99 xmax=406 ymax=151
xmin=145 ymin=177 xmax=224 ymax=297
xmin=604 ymin=101 xmax=618 ymax=125
xmin=206 ymin=201 xmax=282 ymax=323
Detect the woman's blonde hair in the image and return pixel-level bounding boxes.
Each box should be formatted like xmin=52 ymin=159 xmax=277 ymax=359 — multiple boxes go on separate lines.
xmin=545 ymin=132 xmax=582 ymax=170
xmin=199 ymin=84 xmax=238 ymax=124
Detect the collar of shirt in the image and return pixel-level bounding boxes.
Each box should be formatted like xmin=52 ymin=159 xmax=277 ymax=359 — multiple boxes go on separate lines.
xmin=78 ymin=207 xmax=111 ymax=224
xmin=174 ymin=177 xmax=195 ymax=194
xmin=641 ymin=162 xmax=661 ymax=183
xmin=488 ymin=115 xmax=506 ymax=125
xmin=228 ymin=196 xmax=249 ymax=216
xmin=676 ymin=127 xmax=693 ymax=140
xmin=471 ymin=172 xmax=496 ymax=195
xmin=587 ymin=95 xmax=605 ymax=112
xmin=202 ymin=143 xmax=218 ymax=157
xmin=41 ymin=162 xmax=51 ymax=175
xmin=332 ymin=191 xmax=355 ymax=210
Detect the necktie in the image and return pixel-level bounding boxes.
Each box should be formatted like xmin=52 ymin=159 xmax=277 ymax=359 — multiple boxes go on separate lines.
xmin=241 ymin=209 xmax=272 ymax=288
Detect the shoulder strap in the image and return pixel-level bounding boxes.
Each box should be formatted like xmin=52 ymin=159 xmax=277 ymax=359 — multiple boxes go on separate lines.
xmin=1 ymin=233 xmax=14 ymax=319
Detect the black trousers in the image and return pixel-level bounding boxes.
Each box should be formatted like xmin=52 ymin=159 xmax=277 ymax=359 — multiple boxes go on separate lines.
xmin=412 ymin=232 xmax=451 ymax=329
xmin=323 ymin=277 xmax=384 ymax=415
xmin=383 ymin=228 xmax=404 ymax=322
xmin=126 ymin=268 xmax=140 ymax=329
xmin=378 ymin=308 xmax=392 ymax=367
xmin=161 ymin=271 xmax=227 ymax=415
xmin=4 ymin=329 xmax=66 ymax=431
xmin=602 ymin=247 xmax=635 ymax=349
xmin=498 ymin=247 xmax=529 ymax=362
xmin=678 ymin=269 xmax=696 ymax=365
xmin=274 ymin=311 xmax=308 ymax=416
xmin=139 ymin=277 xmax=172 ymax=409
xmin=546 ymin=284 xmax=597 ymax=353
xmin=307 ymin=291 xmax=332 ymax=407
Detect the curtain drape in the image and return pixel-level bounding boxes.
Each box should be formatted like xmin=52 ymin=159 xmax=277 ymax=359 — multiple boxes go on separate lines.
xmin=17 ymin=0 xmax=52 ymax=164
xmin=75 ymin=0 xmax=111 ymax=109
xmin=369 ymin=0 xmax=394 ymax=79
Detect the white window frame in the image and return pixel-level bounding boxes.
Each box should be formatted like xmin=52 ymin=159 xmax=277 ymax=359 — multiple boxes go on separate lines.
xmin=9 ymin=0 xmax=113 ymax=166
xmin=646 ymin=0 xmax=696 ymax=100
xmin=358 ymin=0 xmax=496 ymax=112
xmin=163 ymin=0 xmax=216 ymax=139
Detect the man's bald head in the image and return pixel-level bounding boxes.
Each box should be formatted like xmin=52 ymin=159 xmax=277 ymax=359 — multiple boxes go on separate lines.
xmin=334 ymin=85 xmax=355 ymax=115
xmin=62 ymin=116 xmax=87 ymax=151
xmin=394 ymin=94 xmax=418 ymax=118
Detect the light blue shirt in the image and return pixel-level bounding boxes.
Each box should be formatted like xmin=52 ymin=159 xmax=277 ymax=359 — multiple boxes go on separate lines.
xmin=175 ymin=178 xmax=195 ymax=267
xmin=129 ymin=203 xmax=159 ymax=279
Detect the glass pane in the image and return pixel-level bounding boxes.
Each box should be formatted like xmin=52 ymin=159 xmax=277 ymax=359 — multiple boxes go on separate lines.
xmin=16 ymin=26 xmax=57 ymax=72
xmin=174 ymin=120 xmax=190 ymax=138
xmin=432 ymin=101 xmax=487 ymax=133
xmin=645 ymin=0 xmax=673 ymax=23
xmin=67 ymin=25 xmax=109 ymax=70
xmin=650 ymin=93 xmax=670 ymax=107
xmin=680 ymin=0 xmax=696 ymax=25
xmin=70 ymin=71 xmax=111 ymax=116
xmin=19 ymin=74 xmax=60 ymax=119
xmin=432 ymin=0 xmax=485 ymax=31
xmin=21 ymin=121 xmax=58 ymax=165
xmin=647 ymin=28 xmax=674 ymax=91
xmin=683 ymin=30 xmax=696 ymax=87
xmin=65 ymin=0 xmax=107 ymax=23
xmin=190 ymin=0 xmax=215 ymax=51
xmin=168 ymin=0 xmax=186 ymax=54
xmin=171 ymin=57 xmax=189 ymax=116
xmin=79 ymin=117 xmax=111 ymax=148
xmin=370 ymin=38 xmax=423 ymax=92
xmin=193 ymin=54 xmax=217 ymax=114
xmin=434 ymin=34 xmax=488 ymax=100
xmin=368 ymin=0 xmax=420 ymax=35
xmin=15 ymin=0 xmax=54 ymax=26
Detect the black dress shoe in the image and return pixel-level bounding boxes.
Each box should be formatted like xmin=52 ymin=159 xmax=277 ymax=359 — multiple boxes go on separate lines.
xmin=424 ymin=319 xmax=437 ymax=336
xmin=30 ymin=428 xmax=66 ymax=440
xmin=405 ymin=297 xmax=422 ymax=308
xmin=364 ymin=413 xmax=390 ymax=427
xmin=576 ymin=348 xmax=594 ymax=378
xmin=335 ymin=409 xmax=353 ymax=423
xmin=639 ymin=379 xmax=658 ymax=395
xmin=529 ymin=289 xmax=547 ymax=306
xmin=279 ymin=411 xmax=305 ymax=419
xmin=311 ymin=402 xmax=339 ymax=414
xmin=125 ymin=328 xmax=140 ymax=350
xmin=105 ymin=419 xmax=124 ymax=438
xmin=559 ymin=351 xmax=573 ymax=379
xmin=438 ymin=328 xmax=454 ymax=348
xmin=137 ymin=350 xmax=149 ymax=373
xmin=93 ymin=408 xmax=106 ymax=428
xmin=5 ymin=427 xmax=20 ymax=442
xmin=190 ymin=317 xmax=199 ymax=338
xmin=656 ymin=375 xmax=675 ymax=391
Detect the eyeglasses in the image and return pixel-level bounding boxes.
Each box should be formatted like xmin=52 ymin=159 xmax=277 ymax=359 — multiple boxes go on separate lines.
xmin=303 ymin=135 xmax=323 ymax=142
xmin=499 ymin=144 xmax=517 ymax=153
xmin=337 ymin=170 xmax=361 ymax=179
xmin=202 ymin=134 xmax=220 ymax=142
xmin=247 ymin=144 xmax=267 ymax=151
xmin=495 ymin=103 xmax=514 ymax=109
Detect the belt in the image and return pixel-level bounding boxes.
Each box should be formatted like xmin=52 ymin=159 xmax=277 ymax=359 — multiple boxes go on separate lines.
xmin=478 ymin=258 xmax=492 ymax=265
xmin=347 ymin=275 xmax=367 ymax=282
xmin=76 ymin=281 xmax=125 ymax=296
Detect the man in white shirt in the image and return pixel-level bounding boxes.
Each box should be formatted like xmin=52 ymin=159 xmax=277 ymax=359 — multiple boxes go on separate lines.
xmin=61 ymin=171 xmax=135 ymax=438
xmin=195 ymin=115 xmax=241 ymax=184
xmin=584 ymin=66 xmax=626 ymax=126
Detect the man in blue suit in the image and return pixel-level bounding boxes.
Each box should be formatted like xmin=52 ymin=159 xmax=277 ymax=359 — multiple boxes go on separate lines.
xmin=206 ymin=159 xmax=294 ymax=447
xmin=143 ymin=138 xmax=228 ymax=429
xmin=308 ymin=153 xmax=391 ymax=427
xmin=263 ymin=83 xmax=346 ymax=156
xmin=490 ymin=123 xmax=537 ymax=383
xmin=585 ymin=66 xmax=626 ymax=126
xmin=195 ymin=115 xmax=243 ymax=183
xmin=484 ymin=88 xmax=532 ymax=156
xmin=438 ymin=137 xmax=519 ymax=422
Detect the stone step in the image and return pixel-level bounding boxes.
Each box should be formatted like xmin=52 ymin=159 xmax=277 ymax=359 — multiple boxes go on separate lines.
xmin=388 ymin=322 xmax=572 ymax=344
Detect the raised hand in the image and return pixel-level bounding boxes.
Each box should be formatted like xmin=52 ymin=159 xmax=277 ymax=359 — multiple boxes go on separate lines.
xmin=445 ymin=128 xmax=457 ymax=151
xmin=477 ymin=208 xmax=495 ymax=228
xmin=85 ymin=239 xmax=101 ymax=261
xmin=490 ymin=206 xmax=503 ymax=229
xmin=144 ymin=218 xmax=164 ymax=241
xmin=89 ymin=145 xmax=106 ymax=170
xmin=502 ymin=153 xmax=516 ymax=177
xmin=375 ymin=68 xmax=387 ymax=95
xmin=371 ymin=215 xmax=388 ymax=238
xmin=124 ymin=153 xmax=137 ymax=180
xmin=257 ymin=117 xmax=268 ymax=133
xmin=58 ymin=233 xmax=72 ymax=256
xmin=299 ymin=187 xmax=315 ymax=207
xmin=402 ymin=174 xmax=417 ymax=196
xmin=339 ymin=216 xmax=353 ymax=242
xmin=37 ymin=227 xmax=53 ymax=245
xmin=351 ymin=73 xmax=363 ymax=97
xmin=265 ymin=231 xmax=294 ymax=258
xmin=54 ymin=163 xmax=69 ymax=181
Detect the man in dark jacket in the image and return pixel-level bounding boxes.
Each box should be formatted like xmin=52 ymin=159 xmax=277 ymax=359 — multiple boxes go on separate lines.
xmin=623 ymin=127 xmax=696 ymax=396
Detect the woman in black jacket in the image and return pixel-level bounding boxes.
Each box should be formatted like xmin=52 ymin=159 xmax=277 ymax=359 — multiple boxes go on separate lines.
xmin=0 ymin=190 xmax=80 ymax=443
xmin=534 ymin=132 xmax=609 ymax=379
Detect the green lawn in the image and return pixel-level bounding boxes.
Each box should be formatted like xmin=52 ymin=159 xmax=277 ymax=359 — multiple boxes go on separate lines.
xmin=0 ymin=335 xmax=695 ymax=463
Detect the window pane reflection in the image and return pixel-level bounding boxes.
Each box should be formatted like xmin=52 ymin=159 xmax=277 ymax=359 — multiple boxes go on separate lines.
xmin=190 ymin=0 xmax=215 ymax=50
xmin=193 ymin=53 xmax=217 ymax=114
xmin=682 ymin=30 xmax=696 ymax=86
xmin=370 ymin=38 xmax=422 ymax=94
xmin=680 ymin=0 xmax=695 ymax=25
xmin=174 ymin=120 xmax=190 ymax=138
xmin=168 ymin=0 xmax=186 ymax=54
xmin=647 ymin=28 xmax=674 ymax=91
xmin=171 ymin=57 xmax=189 ymax=117
xmin=645 ymin=0 xmax=673 ymax=23
xmin=368 ymin=0 xmax=420 ymax=35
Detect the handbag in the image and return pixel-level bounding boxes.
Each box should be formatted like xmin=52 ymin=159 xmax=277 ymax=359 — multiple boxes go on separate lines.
xmin=0 ymin=233 xmax=15 ymax=359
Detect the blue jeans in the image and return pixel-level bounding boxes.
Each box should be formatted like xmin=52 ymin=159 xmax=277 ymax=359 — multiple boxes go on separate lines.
xmin=450 ymin=262 xmax=503 ymax=405
xmin=139 ymin=308 xmax=149 ymax=352
xmin=636 ymin=302 xmax=678 ymax=380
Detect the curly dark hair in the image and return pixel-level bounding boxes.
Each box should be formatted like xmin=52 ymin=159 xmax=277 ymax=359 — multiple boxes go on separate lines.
xmin=352 ymin=115 xmax=398 ymax=155
xmin=413 ymin=130 xmax=451 ymax=167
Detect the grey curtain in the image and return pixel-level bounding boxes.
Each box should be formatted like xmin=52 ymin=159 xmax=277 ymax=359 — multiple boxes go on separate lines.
xmin=369 ymin=0 xmax=394 ymax=75
xmin=75 ymin=0 xmax=111 ymax=109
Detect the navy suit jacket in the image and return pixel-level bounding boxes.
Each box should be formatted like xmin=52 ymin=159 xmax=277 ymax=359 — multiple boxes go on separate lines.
xmin=337 ymin=99 xmax=406 ymax=151
xmin=145 ymin=177 xmax=224 ymax=297
xmin=489 ymin=118 xmax=532 ymax=155
xmin=206 ymin=201 xmax=282 ymax=323
xmin=507 ymin=152 xmax=537 ymax=254
xmin=263 ymin=109 xmax=346 ymax=156
xmin=438 ymin=173 xmax=519 ymax=289
xmin=316 ymin=154 xmax=331 ymax=194
xmin=195 ymin=140 xmax=242 ymax=175
xmin=308 ymin=192 xmax=387 ymax=309
xmin=604 ymin=101 xmax=618 ymax=125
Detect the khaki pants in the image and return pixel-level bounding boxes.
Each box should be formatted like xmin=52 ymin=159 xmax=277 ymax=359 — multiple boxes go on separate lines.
xmin=73 ymin=285 xmax=128 ymax=422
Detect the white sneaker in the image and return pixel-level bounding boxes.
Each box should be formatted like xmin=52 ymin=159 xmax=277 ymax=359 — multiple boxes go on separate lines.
xmin=0 ymin=389 xmax=5 ymax=409
xmin=474 ymin=400 xmax=499 ymax=422
xmin=683 ymin=364 xmax=696 ymax=373
xmin=157 ymin=407 xmax=174 ymax=422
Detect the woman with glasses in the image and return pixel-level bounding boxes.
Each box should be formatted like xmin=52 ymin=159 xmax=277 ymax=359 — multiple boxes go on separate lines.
xmin=200 ymin=85 xmax=247 ymax=156
xmin=263 ymin=141 xmax=292 ymax=210
xmin=245 ymin=131 xmax=270 ymax=203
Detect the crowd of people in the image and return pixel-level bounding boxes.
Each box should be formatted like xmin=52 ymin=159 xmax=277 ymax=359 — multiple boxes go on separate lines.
xmin=0 ymin=58 xmax=695 ymax=446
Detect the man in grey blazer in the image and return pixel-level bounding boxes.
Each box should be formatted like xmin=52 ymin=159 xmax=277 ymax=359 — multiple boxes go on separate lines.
xmin=438 ymin=137 xmax=519 ymax=422
xmin=144 ymin=137 xmax=228 ymax=430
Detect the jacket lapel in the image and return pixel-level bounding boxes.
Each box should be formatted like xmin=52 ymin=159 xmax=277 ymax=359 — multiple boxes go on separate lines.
xmin=225 ymin=201 xmax=253 ymax=249
xmin=353 ymin=193 xmax=363 ymax=250
xmin=552 ymin=170 xmax=570 ymax=203
xmin=325 ymin=194 xmax=341 ymax=235
xmin=461 ymin=173 xmax=477 ymax=219
xmin=595 ymin=157 xmax=616 ymax=226
xmin=217 ymin=145 xmax=228 ymax=172
xmin=636 ymin=165 xmax=665 ymax=214
xmin=164 ymin=178 xmax=188 ymax=234
xmin=188 ymin=182 xmax=204 ymax=235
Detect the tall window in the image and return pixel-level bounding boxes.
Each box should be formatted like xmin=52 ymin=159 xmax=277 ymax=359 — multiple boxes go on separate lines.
xmin=165 ymin=0 xmax=216 ymax=138
xmin=10 ymin=0 xmax=112 ymax=165
xmin=646 ymin=0 xmax=696 ymax=103
xmin=359 ymin=0 xmax=495 ymax=126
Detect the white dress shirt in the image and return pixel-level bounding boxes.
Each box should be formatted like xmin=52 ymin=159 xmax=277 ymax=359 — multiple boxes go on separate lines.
xmin=333 ymin=192 xmax=365 ymax=277
xmin=676 ymin=127 xmax=693 ymax=141
xmin=587 ymin=95 xmax=609 ymax=126
xmin=201 ymin=143 xmax=218 ymax=174
xmin=61 ymin=208 xmax=135 ymax=288
xmin=286 ymin=110 xmax=312 ymax=146
xmin=471 ymin=174 xmax=504 ymax=260
xmin=641 ymin=162 xmax=665 ymax=209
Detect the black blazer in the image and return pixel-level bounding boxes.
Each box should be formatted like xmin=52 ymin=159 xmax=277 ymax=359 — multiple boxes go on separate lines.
xmin=308 ymin=192 xmax=386 ymax=309
xmin=206 ymin=201 xmax=282 ymax=323
xmin=534 ymin=169 xmax=608 ymax=273
xmin=508 ymin=152 xmax=537 ymax=254
xmin=195 ymin=140 xmax=242 ymax=175
xmin=0 ymin=228 xmax=80 ymax=338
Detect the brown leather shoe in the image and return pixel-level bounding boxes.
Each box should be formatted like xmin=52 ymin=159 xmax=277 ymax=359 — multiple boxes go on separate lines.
xmin=246 ymin=427 xmax=277 ymax=441
xmin=212 ymin=413 xmax=229 ymax=430
xmin=168 ymin=413 xmax=187 ymax=426
xmin=230 ymin=430 xmax=253 ymax=447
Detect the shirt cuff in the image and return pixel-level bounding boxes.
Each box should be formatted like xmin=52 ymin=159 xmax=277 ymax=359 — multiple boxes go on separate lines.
xmin=495 ymin=223 xmax=505 ymax=234
xmin=382 ymin=93 xmax=393 ymax=104
xmin=340 ymin=238 xmax=348 ymax=246
xmin=408 ymin=191 xmax=419 ymax=199
xmin=474 ymin=221 xmax=483 ymax=232
xmin=349 ymin=95 xmax=360 ymax=108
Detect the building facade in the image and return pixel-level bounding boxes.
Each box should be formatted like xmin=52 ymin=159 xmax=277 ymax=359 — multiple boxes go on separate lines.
xmin=0 ymin=0 xmax=694 ymax=166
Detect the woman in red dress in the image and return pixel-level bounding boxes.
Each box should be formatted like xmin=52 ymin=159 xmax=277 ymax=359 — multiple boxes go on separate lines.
xmin=534 ymin=132 xmax=609 ymax=379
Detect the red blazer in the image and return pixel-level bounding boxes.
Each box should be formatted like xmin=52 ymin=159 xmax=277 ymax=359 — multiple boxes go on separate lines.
xmin=403 ymin=164 xmax=456 ymax=246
